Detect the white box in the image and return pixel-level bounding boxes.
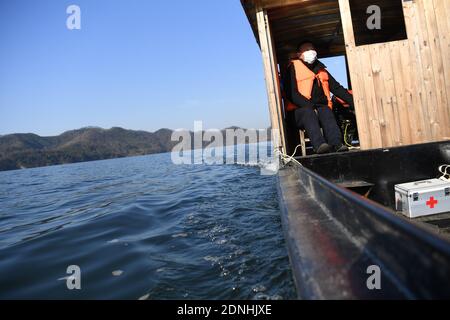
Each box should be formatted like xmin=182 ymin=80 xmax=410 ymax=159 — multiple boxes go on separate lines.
xmin=395 ymin=178 xmax=450 ymax=218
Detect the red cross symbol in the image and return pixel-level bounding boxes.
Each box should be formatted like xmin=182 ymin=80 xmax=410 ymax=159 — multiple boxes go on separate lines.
xmin=426 ymin=196 xmax=438 ymax=209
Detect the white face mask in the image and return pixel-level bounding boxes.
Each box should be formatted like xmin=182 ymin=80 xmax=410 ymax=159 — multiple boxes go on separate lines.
xmin=302 ymin=50 xmax=317 ymax=64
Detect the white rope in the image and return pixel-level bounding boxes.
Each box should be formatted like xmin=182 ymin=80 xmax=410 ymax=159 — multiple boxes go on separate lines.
xmin=438 ymin=164 xmax=450 ymax=182
xmin=274 ymin=145 xmax=302 ymax=167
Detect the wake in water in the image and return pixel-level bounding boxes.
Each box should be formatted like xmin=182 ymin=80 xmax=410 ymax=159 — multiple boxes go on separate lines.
xmin=179 ymin=142 xmax=280 ymax=176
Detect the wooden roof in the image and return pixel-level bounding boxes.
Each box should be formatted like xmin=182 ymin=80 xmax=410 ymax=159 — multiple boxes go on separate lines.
xmin=241 ymin=0 xmax=345 ymax=64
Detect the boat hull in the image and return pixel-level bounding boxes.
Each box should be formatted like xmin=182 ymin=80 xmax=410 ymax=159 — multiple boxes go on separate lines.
xmin=277 ymin=141 xmax=450 ymax=299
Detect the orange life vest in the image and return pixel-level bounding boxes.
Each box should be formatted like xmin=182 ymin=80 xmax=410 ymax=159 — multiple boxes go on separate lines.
xmin=290 ymin=59 xmax=333 ymax=110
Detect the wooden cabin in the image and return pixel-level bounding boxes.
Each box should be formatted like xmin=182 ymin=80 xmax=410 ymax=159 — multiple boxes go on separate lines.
xmin=241 ymin=0 xmax=450 ymax=299
xmin=241 ymin=0 xmax=450 ymax=155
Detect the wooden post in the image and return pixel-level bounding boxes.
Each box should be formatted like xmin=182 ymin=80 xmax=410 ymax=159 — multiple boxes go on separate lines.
xmin=255 ymin=6 xmax=287 ymax=155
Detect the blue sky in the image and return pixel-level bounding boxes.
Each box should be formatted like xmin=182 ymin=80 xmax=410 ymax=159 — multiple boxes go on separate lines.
xmin=0 ymin=0 xmax=348 ymax=136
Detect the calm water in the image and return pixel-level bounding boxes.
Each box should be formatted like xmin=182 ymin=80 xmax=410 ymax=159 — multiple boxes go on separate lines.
xmin=0 ymin=151 xmax=296 ymax=299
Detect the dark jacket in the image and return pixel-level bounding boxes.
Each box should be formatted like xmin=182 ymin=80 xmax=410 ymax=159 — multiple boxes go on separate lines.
xmin=284 ymin=59 xmax=354 ymax=109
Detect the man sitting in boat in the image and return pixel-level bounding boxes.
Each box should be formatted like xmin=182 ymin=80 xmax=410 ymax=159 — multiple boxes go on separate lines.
xmin=284 ymin=41 xmax=354 ymax=154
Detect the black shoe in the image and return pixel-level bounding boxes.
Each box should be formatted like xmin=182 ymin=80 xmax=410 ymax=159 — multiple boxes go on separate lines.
xmin=316 ymin=143 xmax=333 ymax=154
xmin=335 ymin=144 xmax=349 ymax=152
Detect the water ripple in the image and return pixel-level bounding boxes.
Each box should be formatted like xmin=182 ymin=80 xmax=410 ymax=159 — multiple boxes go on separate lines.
xmin=0 ymin=152 xmax=295 ymax=299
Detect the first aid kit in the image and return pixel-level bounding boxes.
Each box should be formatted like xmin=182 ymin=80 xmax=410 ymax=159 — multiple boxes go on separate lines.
xmin=395 ymin=178 xmax=450 ymax=218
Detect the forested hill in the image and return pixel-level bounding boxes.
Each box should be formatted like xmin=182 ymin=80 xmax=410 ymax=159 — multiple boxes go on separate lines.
xmin=0 ymin=126 xmax=270 ymax=171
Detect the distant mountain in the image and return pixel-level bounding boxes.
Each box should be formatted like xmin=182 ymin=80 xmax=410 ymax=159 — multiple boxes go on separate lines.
xmin=0 ymin=126 xmax=270 ymax=171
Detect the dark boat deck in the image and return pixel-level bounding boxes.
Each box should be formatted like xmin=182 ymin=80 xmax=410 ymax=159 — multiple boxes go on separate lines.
xmin=413 ymin=213 xmax=450 ymax=236
xmin=297 ymin=141 xmax=450 ymax=237
xmin=278 ymin=140 xmax=450 ymax=299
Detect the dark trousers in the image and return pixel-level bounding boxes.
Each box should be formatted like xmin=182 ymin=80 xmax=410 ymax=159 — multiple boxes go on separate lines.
xmin=293 ymin=105 xmax=342 ymax=150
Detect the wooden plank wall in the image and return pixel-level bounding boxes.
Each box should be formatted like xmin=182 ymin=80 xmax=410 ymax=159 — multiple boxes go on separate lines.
xmin=339 ymin=0 xmax=450 ymax=149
